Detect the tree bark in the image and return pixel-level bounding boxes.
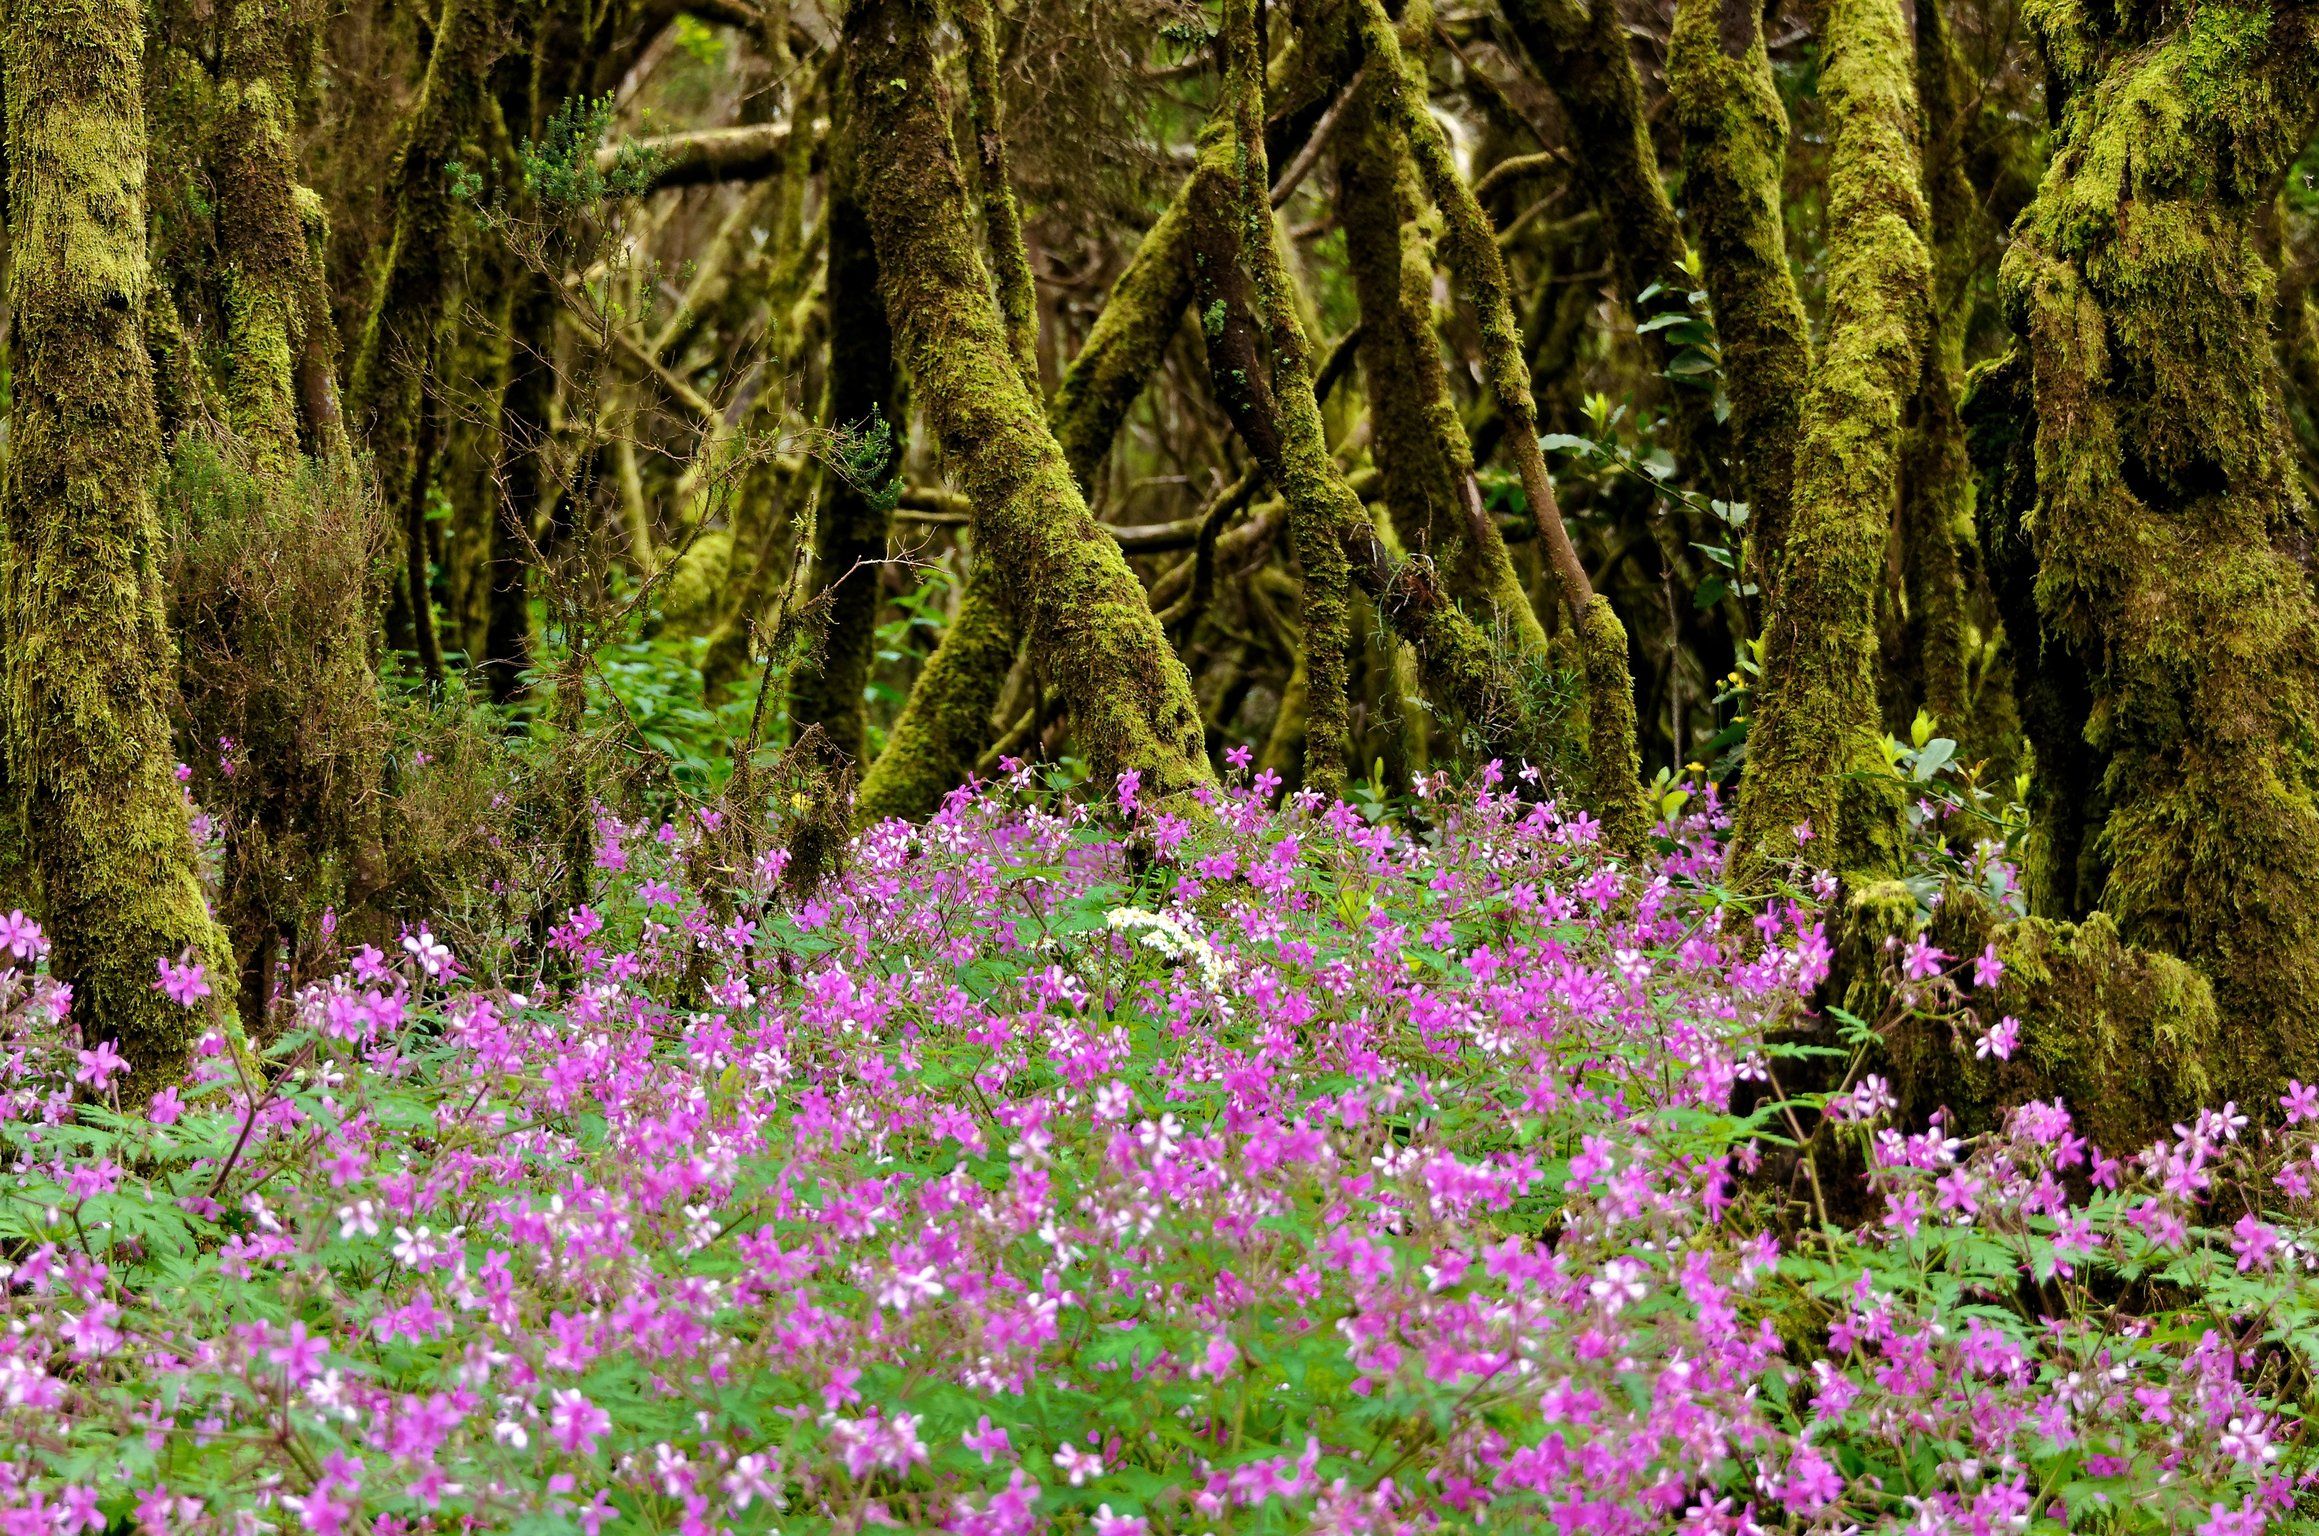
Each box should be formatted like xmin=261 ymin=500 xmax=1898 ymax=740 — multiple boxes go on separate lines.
xmin=1 ymin=0 xmax=234 ymax=1091
xmin=1333 ymin=31 xmax=1549 ymax=664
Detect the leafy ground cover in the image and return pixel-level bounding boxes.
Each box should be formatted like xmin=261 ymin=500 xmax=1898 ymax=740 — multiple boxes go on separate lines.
xmin=0 ymin=763 xmax=2312 ymax=1534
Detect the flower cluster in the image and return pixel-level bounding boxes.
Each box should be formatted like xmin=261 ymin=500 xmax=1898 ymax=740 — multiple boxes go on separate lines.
xmin=0 ymin=767 xmax=2310 ymax=1534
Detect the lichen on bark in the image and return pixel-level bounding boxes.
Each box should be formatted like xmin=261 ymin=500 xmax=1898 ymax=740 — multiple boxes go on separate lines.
xmin=1728 ymin=0 xmax=1931 ymax=887
xmin=1 ymin=0 xmax=235 ymax=1092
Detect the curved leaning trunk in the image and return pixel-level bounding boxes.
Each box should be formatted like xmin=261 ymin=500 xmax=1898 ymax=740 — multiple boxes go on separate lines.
xmin=840 ymin=0 xmax=1211 ymax=805
xmin=1 ymin=0 xmax=235 ymax=1092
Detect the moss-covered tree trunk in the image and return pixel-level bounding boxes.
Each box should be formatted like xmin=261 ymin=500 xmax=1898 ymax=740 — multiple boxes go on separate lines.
xmin=841 ymin=0 xmax=1211 ymax=801
xmin=787 ymin=88 xmax=902 ymax=771
xmin=854 ymin=565 xmax=1018 ymax=823
xmin=1667 ymin=0 xmax=1812 ymax=596
xmin=1051 ymin=193 xmax=1196 ymax=488
xmin=1726 ymin=0 xmax=1930 ymax=887
xmin=1357 ymin=0 xmax=1652 ymax=843
xmin=1 ymin=0 xmax=233 ymax=1089
xmin=1333 ymin=28 xmax=1550 ymax=664
xmin=1999 ymin=0 xmax=2319 ymax=1094
xmin=348 ymin=0 xmax=499 ymax=686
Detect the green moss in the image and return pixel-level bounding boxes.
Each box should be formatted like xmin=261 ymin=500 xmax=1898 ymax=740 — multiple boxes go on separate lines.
xmin=843 ymin=0 xmax=1211 ymax=804
xmin=854 ymin=568 xmax=1017 ymax=825
xmin=215 ymin=0 xmax=319 ymax=472
xmin=1667 ymin=0 xmax=1812 ymax=594
xmin=1886 ymin=891 xmax=2221 ymax=1156
xmin=1357 ymin=0 xmax=1652 ymax=842
xmin=1997 ymin=0 xmax=2319 ymax=1090
xmin=2 ymin=0 xmax=235 ymax=1093
xmin=1728 ymin=0 xmax=1929 ymax=887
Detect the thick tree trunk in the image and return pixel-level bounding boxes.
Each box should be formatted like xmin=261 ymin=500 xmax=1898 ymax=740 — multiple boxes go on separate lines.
xmin=1728 ymin=0 xmax=1930 ymax=885
xmin=854 ymin=565 xmax=1018 ymax=824
xmin=1 ymin=0 xmax=233 ymax=1091
xmin=1667 ymin=0 xmax=1812 ymax=597
xmin=2001 ymin=2 xmax=2319 ymax=1095
xmin=841 ymin=0 xmax=1211 ymax=801
xmin=216 ymin=0 xmax=323 ymax=472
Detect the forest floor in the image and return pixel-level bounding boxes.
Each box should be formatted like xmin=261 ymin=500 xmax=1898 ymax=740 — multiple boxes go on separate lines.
xmin=0 ymin=767 xmax=2305 ymax=1534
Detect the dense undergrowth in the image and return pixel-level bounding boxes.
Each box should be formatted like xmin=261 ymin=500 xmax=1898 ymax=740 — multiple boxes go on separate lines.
xmin=2 ymin=764 xmax=2315 ymax=1534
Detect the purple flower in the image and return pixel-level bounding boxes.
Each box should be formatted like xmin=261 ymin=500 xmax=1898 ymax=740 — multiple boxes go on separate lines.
xmin=74 ymin=1039 xmax=128 ymax=1090
xmin=153 ymin=957 xmax=211 ymax=1008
